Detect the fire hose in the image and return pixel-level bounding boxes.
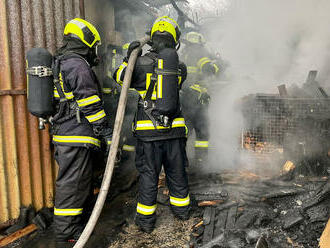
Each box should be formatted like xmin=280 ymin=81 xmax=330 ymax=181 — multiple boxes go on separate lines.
xmin=74 ymin=36 xmax=150 ymax=248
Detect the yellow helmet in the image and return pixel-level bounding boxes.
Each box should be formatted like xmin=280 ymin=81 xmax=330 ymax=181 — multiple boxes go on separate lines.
xmin=64 ymin=18 xmax=101 ymax=48
xmin=151 ymin=16 xmax=181 ymax=43
xmin=185 ymin=32 xmax=205 ymax=44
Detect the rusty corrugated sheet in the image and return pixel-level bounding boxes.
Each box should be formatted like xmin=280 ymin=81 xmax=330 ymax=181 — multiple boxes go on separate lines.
xmin=0 ymin=0 xmax=82 ymax=223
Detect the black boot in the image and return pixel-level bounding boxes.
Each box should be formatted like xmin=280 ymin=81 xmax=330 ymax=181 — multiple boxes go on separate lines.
xmin=135 ymin=214 xmax=155 ymax=234
xmin=5 ymin=206 xmax=36 ymax=234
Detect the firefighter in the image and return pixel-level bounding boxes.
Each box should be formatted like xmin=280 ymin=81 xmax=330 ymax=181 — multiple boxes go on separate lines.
xmin=180 ymin=31 xmax=220 ymax=166
xmin=114 ymin=16 xmax=190 ymax=233
xmin=51 ymin=18 xmax=112 ymax=243
xmin=103 ymin=42 xmax=139 ymax=193
xmin=102 ymin=43 xmax=122 ymax=128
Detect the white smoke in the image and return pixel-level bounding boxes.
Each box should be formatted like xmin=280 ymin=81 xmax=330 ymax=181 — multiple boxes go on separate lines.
xmin=194 ymin=0 xmax=330 ymax=171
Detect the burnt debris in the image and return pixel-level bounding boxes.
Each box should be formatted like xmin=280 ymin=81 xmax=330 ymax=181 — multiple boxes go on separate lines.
xmin=189 ymin=172 xmax=329 ymax=248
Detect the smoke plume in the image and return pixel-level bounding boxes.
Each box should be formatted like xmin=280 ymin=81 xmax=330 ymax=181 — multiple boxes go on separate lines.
xmin=201 ymin=0 xmax=330 ymax=171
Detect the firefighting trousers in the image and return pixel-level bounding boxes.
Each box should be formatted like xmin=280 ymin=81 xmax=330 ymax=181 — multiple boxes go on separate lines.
xmin=181 ymin=92 xmax=210 ymax=160
xmin=54 ymin=145 xmax=94 ymax=240
xmin=121 ymin=112 xmax=136 ymax=160
xmin=135 ymin=138 xmax=190 ymax=227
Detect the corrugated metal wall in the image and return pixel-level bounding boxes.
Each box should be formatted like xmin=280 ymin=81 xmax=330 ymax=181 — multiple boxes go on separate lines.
xmin=0 ymin=0 xmax=83 ymax=223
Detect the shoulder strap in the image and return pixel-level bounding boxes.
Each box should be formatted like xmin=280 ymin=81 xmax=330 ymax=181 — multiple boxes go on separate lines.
xmin=144 ymin=53 xmax=158 ymax=101
xmin=53 ymin=53 xmax=87 ymax=102
xmin=53 ymin=56 xmax=66 ymax=101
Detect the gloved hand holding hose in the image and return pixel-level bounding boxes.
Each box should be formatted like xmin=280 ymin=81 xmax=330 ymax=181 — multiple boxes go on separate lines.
xmin=124 ymin=41 xmax=142 ymax=62
xmin=93 ymin=123 xmax=112 ymax=154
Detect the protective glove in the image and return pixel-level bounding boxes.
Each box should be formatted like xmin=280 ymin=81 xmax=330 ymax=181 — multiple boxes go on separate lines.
xmin=93 ymin=123 xmax=113 ymax=154
xmin=124 ymin=41 xmax=141 ymax=62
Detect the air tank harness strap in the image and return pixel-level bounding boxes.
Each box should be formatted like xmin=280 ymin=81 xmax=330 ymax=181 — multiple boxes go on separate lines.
xmin=140 ymin=70 xmax=158 ymax=129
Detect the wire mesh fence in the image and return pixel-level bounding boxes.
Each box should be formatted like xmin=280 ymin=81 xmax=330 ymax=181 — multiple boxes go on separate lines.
xmin=241 ymin=94 xmax=330 ymax=155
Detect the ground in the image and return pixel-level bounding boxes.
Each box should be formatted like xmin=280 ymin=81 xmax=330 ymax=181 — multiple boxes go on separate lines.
xmin=3 ymin=162 xmax=330 ymax=248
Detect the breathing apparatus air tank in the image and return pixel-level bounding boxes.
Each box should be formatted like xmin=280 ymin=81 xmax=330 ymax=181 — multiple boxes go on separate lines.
xmin=153 ymin=48 xmax=180 ymax=120
xmin=26 ymin=48 xmax=54 ymax=129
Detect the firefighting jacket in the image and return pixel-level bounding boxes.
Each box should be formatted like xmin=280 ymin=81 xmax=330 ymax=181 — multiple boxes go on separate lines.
xmin=114 ymin=50 xmax=187 ymax=142
xmin=181 ymin=44 xmax=219 ymax=93
xmin=52 ymin=55 xmax=107 ymax=149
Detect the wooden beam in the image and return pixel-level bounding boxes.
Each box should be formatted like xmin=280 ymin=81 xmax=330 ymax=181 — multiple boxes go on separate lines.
xmin=0 ymin=89 xmax=26 ymax=96
xmin=320 ymin=218 xmax=330 ymax=248
xmin=0 ymin=224 xmax=37 ymax=247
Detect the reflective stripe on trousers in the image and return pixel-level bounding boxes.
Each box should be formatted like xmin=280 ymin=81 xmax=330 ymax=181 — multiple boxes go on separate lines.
xmin=123 ymin=145 xmax=135 ymax=152
xmin=136 ymin=203 xmax=157 ymax=215
xmin=195 ymin=140 xmax=209 ymax=148
xmin=169 ymin=195 xmax=190 ymax=207
xmin=54 ymin=208 xmax=83 ymax=216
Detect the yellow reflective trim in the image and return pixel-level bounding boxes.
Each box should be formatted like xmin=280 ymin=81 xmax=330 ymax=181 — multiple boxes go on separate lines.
xmin=197 ymin=57 xmax=211 ymax=70
xmin=137 ymin=203 xmax=157 ymax=215
xmin=54 ymin=89 xmax=60 ymax=98
xmin=185 ymin=125 xmax=189 ymax=137
xmin=178 ymin=76 xmax=182 ymax=85
xmin=190 ymin=84 xmax=207 ymax=93
xmin=85 ymin=110 xmax=106 ymax=123
xmin=169 ymin=195 xmax=190 ymax=207
xmin=185 ymin=32 xmax=205 ymax=44
xmin=137 ymin=90 xmax=147 ymax=98
xmin=54 ymin=208 xmax=83 ymax=216
xmin=195 ymin=141 xmax=209 ymax=148
xmin=157 ymin=75 xmax=163 ymax=98
xmin=171 ymin=118 xmax=186 ymax=128
xmin=157 ymin=60 xmax=163 ymax=98
xmin=116 ymin=62 xmax=128 ymax=84
xmin=197 ymin=57 xmax=211 ymax=68
xmin=123 ymin=145 xmax=135 ymax=152
xmin=187 ymin=66 xmax=198 ymax=73
xmin=103 ymin=88 xmax=112 ymax=94
xmin=59 ymin=73 xmax=74 ymax=100
xmin=135 ymin=118 xmax=185 ymax=130
xmin=213 ymin=64 xmax=220 ymax=74
xmin=122 ymin=43 xmax=129 ymax=50
xmin=158 ymin=59 xmax=163 ymax=69
xmin=53 ymin=135 xmax=101 ymax=147
xmin=107 ymin=140 xmax=112 ymax=145
xmin=76 ymin=95 xmax=101 ymax=107
xmin=65 ymin=91 xmax=74 ymax=99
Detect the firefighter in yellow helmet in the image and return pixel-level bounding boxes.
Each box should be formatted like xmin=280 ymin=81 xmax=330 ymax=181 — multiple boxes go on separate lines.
xmin=180 ymin=31 xmax=220 ymax=167
xmin=114 ymin=16 xmax=190 ymax=233
xmin=52 ymin=18 xmax=112 ymax=243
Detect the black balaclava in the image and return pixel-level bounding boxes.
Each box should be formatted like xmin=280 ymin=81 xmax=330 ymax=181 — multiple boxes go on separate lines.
xmin=55 ymin=36 xmax=99 ymax=67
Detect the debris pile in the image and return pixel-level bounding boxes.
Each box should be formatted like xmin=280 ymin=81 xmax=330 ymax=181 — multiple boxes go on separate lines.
xmin=189 ymin=171 xmax=330 ymax=248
